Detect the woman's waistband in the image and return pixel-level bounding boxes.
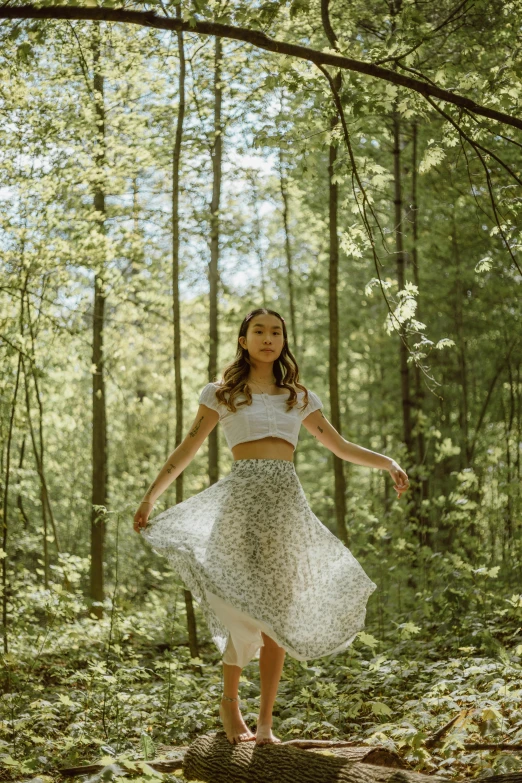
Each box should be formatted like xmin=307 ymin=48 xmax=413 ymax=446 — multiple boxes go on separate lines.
xmin=230 ymin=458 xmax=297 ymax=476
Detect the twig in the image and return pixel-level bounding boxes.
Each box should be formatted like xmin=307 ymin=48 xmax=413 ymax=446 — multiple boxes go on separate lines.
xmin=425 ymin=712 xmax=466 ymax=748
xmin=464 ymin=743 xmax=522 ymax=751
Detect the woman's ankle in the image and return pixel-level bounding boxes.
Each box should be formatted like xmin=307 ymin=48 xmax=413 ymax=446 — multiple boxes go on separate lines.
xmin=221 ymin=694 xmax=239 ymax=704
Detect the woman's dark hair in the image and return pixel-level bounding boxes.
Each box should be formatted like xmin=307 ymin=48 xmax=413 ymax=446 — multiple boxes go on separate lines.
xmin=214 ymin=308 xmax=310 ymax=414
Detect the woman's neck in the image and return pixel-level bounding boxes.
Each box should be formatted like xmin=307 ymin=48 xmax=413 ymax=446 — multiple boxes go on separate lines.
xmin=247 ymin=366 xmax=276 ymax=385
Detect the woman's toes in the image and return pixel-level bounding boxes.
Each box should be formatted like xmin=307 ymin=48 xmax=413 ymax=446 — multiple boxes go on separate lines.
xmin=255 ymin=725 xmax=280 ymax=745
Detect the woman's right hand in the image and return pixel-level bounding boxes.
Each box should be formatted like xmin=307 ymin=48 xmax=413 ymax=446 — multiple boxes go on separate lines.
xmin=134 ymin=502 xmax=154 ymax=533
xmin=387 ymin=460 xmax=409 ymax=499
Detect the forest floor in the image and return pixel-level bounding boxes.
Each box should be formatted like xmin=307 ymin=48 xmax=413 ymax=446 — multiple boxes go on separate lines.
xmin=1 ymin=582 xmax=522 ymax=783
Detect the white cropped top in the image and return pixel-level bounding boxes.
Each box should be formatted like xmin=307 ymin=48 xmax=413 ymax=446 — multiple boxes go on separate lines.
xmin=198 ymin=382 xmax=323 ymax=451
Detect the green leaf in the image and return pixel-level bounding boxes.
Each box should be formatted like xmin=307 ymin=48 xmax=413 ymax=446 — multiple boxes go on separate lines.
xmin=371 ymin=701 xmax=393 ymax=716
xmin=357 ymin=631 xmax=379 ymax=648
xmin=419 ymin=145 xmax=446 ymax=174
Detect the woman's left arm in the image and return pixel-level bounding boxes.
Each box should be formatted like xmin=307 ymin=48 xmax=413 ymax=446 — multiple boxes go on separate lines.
xmin=302 ymin=409 xmax=410 ymax=498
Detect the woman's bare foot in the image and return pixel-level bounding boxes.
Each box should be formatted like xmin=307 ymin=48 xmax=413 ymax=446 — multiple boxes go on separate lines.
xmin=219 ymin=697 xmax=256 ymax=744
xmin=255 ymin=722 xmax=281 ymax=746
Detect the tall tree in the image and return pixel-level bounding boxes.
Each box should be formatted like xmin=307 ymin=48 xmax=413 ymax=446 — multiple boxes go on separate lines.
xmin=170 ymin=2 xmax=199 ymax=660
xmin=207 ymin=34 xmax=223 ymax=487
xmin=321 ymin=0 xmax=349 ymax=546
xmin=409 ymin=122 xmax=431 ymax=547
xmin=90 ymin=22 xmax=108 ymax=619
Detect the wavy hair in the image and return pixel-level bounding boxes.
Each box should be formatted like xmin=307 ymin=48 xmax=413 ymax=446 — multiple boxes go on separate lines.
xmin=214 ymin=308 xmax=310 ymax=414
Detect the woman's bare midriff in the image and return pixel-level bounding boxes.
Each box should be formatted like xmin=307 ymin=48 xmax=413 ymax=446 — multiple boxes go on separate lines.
xmin=232 ymin=436 xmax=295 ymax=463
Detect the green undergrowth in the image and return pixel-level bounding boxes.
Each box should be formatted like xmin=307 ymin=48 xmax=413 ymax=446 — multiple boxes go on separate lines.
xmin=1 ymin=566 xmax=522 ymax=783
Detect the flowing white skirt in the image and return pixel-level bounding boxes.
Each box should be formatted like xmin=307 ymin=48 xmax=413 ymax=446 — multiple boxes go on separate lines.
xmin=140 ymin=458 xmax=377 ymax=668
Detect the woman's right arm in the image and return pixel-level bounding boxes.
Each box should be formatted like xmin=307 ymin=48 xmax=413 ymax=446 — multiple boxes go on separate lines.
xmin=133 ymin=403 xmax=219 ymax=532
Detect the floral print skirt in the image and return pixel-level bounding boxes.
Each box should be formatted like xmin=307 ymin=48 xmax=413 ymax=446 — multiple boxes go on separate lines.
xmin=140 ymin=458 xmax=377 ymax=668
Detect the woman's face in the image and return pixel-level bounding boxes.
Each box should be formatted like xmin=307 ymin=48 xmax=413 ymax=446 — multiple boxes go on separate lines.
xmin=239 ymin=314 xmax=285 ymax=362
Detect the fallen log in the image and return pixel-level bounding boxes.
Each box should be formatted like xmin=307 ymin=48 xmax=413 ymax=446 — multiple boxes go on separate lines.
xmin=56 ymin=735 xmax=522 ymax=779
xmin=57 ymin=740 xmax=404 ymax=777
xmin=182 ymin=732 xmax=446 ymax=783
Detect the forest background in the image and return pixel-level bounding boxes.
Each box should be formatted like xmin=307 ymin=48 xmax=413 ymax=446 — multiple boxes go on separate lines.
xmin=1 ymin=0 xmax=521 ymax=781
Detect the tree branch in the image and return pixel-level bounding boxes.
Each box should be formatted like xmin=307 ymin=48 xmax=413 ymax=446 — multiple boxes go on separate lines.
xmin=1 ymin=5 xmax=521 ymax=131
xmin=424 ymin=95 xmax=522 ymax=276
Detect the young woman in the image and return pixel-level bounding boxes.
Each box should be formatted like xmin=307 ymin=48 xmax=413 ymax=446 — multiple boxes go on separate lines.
xmin=134 ymin=308 xmax=409 ymax=747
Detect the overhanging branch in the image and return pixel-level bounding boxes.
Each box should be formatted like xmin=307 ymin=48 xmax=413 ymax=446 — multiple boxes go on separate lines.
xmin=1 ymin=4 xmax=522 ymax=132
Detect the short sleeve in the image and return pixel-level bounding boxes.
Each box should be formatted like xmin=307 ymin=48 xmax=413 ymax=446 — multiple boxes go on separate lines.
xmin=198 ymin=383 xmax=221 ymax=415
xmin=302 ymin=390 xmax=323 ymax=419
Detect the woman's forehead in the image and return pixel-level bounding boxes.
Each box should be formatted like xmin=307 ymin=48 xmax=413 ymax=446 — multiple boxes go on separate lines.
xmin=249 ymin=317 xmax=282 ymax=328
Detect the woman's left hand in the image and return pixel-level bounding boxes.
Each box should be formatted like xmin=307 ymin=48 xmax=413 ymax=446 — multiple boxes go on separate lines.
xmin=388 ymin=460 xmax=409 ymax=499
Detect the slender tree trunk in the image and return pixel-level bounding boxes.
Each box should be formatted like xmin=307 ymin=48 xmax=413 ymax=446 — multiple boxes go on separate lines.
xmin=379 ymin=346 xmax=392 ymax=515
xmin=90 ymin=22 xmax=108 ymax=619
xmin=171 ymin=3 xmax=199 ymax=660
xmin=277 ymin=138 xmax=300 ymax=470
xmin=451 ymin=221 xmax=470 ymax=466
xmin=327 ymin=122 xmax=348 ymax=546
xmin=131 ymin=174 xmax=147 ymax=406
xmin=207 ymin=35 xmax=222 ymax=487
xmin=503 ymin=352 xmax=515 ymax=543
xmin=278 ymin=143 xmax=298 ymax=354
xmin=22 ymin=355 xmax=63 ymax=584
xmin=16 ymin=437 xmax=30 ymax=531
xmin=321 ymin=0 xmax=348 ymax=545
xmin=248 ymin=171 xmax=268 ymax=307
xmin=1 ymin=276 xmax=25 ymax=654
xmin=24 ymin=292 xmax=67 ymax=578
xmin=515 ymin=362 xmax=522 ymax=490
xmin=392 ymin=111 xmax=413 ymax=459
xmin=410 ymin=122 xmax=430 ymax=547
xmin=172 ymin=4 xmax=186 ymax=511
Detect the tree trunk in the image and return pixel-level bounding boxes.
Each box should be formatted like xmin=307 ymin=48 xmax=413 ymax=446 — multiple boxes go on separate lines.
xmin=170 ymin=3 xmax=199 ymax=660
xmin=247 ymin=170 xmax=268 ymax=306
xmin=207 ymin=34 xmax=222 ymax=488
xmin=392 ymin=111 xmax=413 ymax=459
xmin=90 ymin=22 xmax=108 ymax=619
xmin=451 ymin=220 xmax=471 ymax=466
xmin=278 ymin=142 xmax=298 ymax=355
xmin=328 ymin=122 xmax=348 ymax=546
xmin=515 ymin=361 xmax=522 ymax=490
xmin=499 ymin=352 xmax=515 ymax=562
xmin=1 ymin=278 xmax=25 ymax=653
xmin=16 ymin=437 xmax=30 ymax=531
xmin=24 ymin=291 xmax=67 ymax=583
xmin=321 ymin=0 xmax=348 ymax=546
xmin=410 ymin=122 xmax=431 ymax=547
xmin=277 ymin=136 xmax=299 ymax=471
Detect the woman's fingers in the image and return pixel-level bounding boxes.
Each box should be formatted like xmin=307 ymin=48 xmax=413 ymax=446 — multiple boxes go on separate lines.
xmin=133 ymin=511 xmax=148 ymax=533
xmin=391 ymin=467 xmax=410 ymax=498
